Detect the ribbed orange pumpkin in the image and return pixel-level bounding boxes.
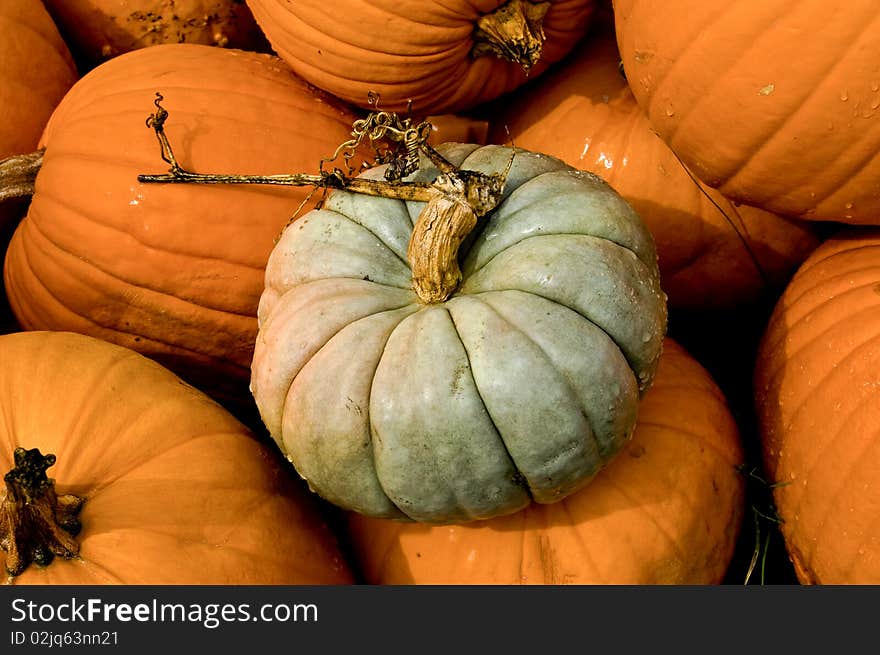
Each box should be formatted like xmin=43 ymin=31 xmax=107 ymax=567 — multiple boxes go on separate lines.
xmin=755 ymin=230 xmax=880 ymax=583
xmin=0 ymin=0 xmax=76 ymax=161
xmin=614 ymin=0 xmax=880 ymax=223
xmin=42 ymin=0 xmax=269 ymax=68
xmin=0 ymin=0 xmax=77 ymax=230
xmin=245 ymin=0 xmax=596 ymax=114
xmin=489 ymin=28 xmax=820 ymax=311
xmin=347 ymin=339 xmax=745 ymax=584
xmin=2 ymin=44 xmax=360 ymax=412
xmin=0 ymin=330 xmax=352 ymax=584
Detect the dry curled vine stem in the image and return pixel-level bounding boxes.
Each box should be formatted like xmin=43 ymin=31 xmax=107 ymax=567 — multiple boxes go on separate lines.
xmin=138 ymin=92 xmax=517 ymax=303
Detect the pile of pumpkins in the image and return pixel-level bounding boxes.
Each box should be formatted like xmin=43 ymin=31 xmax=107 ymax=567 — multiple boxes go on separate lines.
xmin=0 ymin=0 xmax=877 ymax=585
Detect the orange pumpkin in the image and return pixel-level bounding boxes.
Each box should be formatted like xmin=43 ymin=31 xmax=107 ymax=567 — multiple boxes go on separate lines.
xmin=347 ymin=339 xmax=745 ymax=584
xmin=245 ymin=0 xmax=597 ymax=114
xmin=755 ymin=230 xmax=880 ymax=583
xmin=0 ymin=330 xmax=352 ymax=584
xmin=489 ymin=28 xmax=820 ymax=311
xmin=42 ymin=0 xmax=270 ymax=69
xmin=0 ymin=0 xmax=77 ymax=230
xmin=2 ymin=44 xmax=360 ymax=413
xmin=614 ymin=0 xmax=880 ymax=223
xmin=0 ymin=0 xmax=76 ymax=160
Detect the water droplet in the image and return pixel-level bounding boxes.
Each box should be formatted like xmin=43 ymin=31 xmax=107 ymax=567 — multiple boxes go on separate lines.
xmin=758 ymin=83 xmax=775 ymax=96
xmin=840 ymin=91 xmax=849 ymax=101
xmin=845 ymin=202 xmax=854 ymax=209
xmin=665 ymin=103 xmax=675 ymax=117
xmin=641 ymin=333 xmax=652 ymax=343
xmin=872 ymin=81 xmax=879 ymax=92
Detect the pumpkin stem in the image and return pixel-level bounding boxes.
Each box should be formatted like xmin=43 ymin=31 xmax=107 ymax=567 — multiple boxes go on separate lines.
xmin=0 ymin=150 xmax=44 ymax=202
xmin=0 ymin=447 xmax=84 ymax=577
xmin=472 ymin=0 xmax=552 ymax=72
xmin=406 ymin=145 xmax=515 ymax=304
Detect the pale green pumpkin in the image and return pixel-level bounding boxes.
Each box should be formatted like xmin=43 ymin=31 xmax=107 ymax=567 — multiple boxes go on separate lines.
xmin=250 ymin=143 xmax=667 ymax=523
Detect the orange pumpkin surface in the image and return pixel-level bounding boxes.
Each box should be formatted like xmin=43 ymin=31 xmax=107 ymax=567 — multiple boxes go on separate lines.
xmin=0 ymin=0 xmax=77 ymax=230
xmin=2 ymin=44 xmax=360 ymax=412
xmin=614 ymin=0 xmax=880 ymax=223
xmin=755 ymin=230 xmax=880 ymax=583
xmin=0 ymin=331 xmax=352 ymax=584
xmin=245 ymin=0 xmax=596 ymax=114
xmin=0 ymin=0 xmax=76 ymax=160
xmin=489 ymin=28 xmax=820 ymax=311
xmin=348 ymin=339 xmax=745 ymax=584
xmin=42 ymin=0 xmax=269 ymax=68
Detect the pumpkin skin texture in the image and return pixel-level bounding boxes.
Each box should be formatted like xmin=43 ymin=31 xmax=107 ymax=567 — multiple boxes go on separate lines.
xmin=244 ymin=0 xmax=596 ymax=114
xmin=42 ymin=0 xmax=269 ymax=69
xmin=0 ymin=331 xmax=353 ymax=585
xmin=0 ymin=0 xmax=76 ymax=160
xmin=489 ymin=29 xmax=821 ymax=312
xmin=614 ymin=0 xmax=880 ymax=223
xmin=3 ymin=44 xmax=361 ymax=414
xmin=0 ymin=0 xmax=77 ymax=230
xmin=347 ymin=339 xmax=745 ymax=584
xmin=250 ymin=143 xmax=667 ymax=524
xmin=755 ymin=231 xmax=880 ymax=584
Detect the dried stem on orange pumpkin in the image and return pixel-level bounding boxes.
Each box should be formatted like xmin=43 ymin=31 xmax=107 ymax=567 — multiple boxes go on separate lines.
xmin=138 ymin=93 xmax=516 ymax=303
xmin=472 ymin=0 xmax=552 ymax=71
xmin=0 ymin=448 xmax=84 ymax=577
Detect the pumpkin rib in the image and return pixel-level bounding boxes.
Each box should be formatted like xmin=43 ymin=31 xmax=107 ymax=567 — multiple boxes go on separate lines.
xmin=17 ymin=219 xmax=257 ymax=351
xmin=639 ymin=0 xmax=743 ymax=123
xmin=708 ymin=14 xmax=880 ymax=190
xmin=770 ymin=336 xmax=880 ymax=529
xmin=758 ymin=272 xmax=880 ymax=361
xmin=22 ymin=207 xmax=260 ymax=322
xmin=469 ymin=285 xmax=640 ymax=379
xmin=792 ymin=241 xmax=880 ymax=278
xmin=84 ymin=429 xmax=253 ymax=499
xmin=267 ymin=211 xmax=416 ymax=292
xmin=271 ymin=298 xmax=418 ymax=452
xmin=323 ymin=208 xmax=416 ymax=272
xmin=761 ymin=293 xmax=880 ymax=392
xmin=636 ymin=420 xmax=741 ymax=466
xmin=452 ymin=297 xmax=607 ymax=481
xmin=557 ymin=496 xmax=607 ymax=582
xmin=469 ymin=293 xmax=625 ymax=459
xmin=8 ymin=259 xmax=244 ymax=378
xmin=798 ymin=135 xmax=880 ymax=217
xmin=368 ymin=304 xmax=533 ymax=520
xmin=0 ymin=16 xmax=73 ymax=70
xmin=409 ymin=304 xmax=534 ymax=516
xmin=460 ymin=167 xmax=657 ymax=271
xmin=796 ymin=428 xmax=880 ymax=581
xmin=601 ymin=473 xmax=688 ymax=566
xmin=775 ymin=265 xmax=880 ymax=324
xmin=463 ymin=235 xmax=664 ymax=385
xmin=33 ymin=187 xmax=268 ymax=284
xmin=656 ymin=0 xmax=797 ymax=146
xmin=466 ymin=231 xmax=648 ymax=278
xmin=1 ymin=72 xmax=68 ymax=111
xmin=269 ymin=0 xmax=473 ymax=55
xmin=782 ymin=356 xmax=880 ymax=509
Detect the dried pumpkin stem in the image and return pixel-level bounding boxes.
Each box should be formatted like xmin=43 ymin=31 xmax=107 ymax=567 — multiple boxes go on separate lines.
xmin=472 ymin=0 xmax=552 ymax=71
xmin=0 ymin=150 xmax=44 ymax=202
xmin=138 ymin=94 xmax=514 ymax=304
xmin=0 ymin=447 xmax=84 ymax=577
